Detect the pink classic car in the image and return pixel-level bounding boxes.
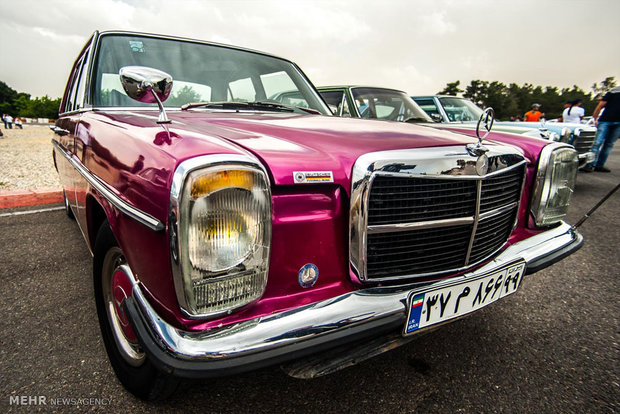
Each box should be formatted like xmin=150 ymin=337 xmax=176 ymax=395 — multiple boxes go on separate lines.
xmin=53 ymin=31 xmax=582 ymax=400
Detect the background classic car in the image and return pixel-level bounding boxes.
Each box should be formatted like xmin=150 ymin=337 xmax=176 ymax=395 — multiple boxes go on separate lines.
xmin=412 ymin=95 xmax=596 ymax=166
xmin=317 ymin=85 xmax=432 ymax=123
xmin=53 ymin=31 xmax=583 ymax=400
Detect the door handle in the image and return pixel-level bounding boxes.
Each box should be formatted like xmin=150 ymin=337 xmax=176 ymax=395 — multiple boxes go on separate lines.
xmin=50 ymin=126 xmax=70 ymax=136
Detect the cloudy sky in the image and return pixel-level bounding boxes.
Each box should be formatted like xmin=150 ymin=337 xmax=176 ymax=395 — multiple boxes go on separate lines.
xmin=0 ymin=0 xmax=618 ymax=99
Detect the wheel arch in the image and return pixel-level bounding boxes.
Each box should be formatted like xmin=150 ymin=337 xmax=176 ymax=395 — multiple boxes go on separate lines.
xmin=86 ymin=193 xmax=116 ymax=252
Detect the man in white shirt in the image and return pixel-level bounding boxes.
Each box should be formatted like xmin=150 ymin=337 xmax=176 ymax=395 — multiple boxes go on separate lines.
xmin=562 ymin=99 xmax=585 ymax=124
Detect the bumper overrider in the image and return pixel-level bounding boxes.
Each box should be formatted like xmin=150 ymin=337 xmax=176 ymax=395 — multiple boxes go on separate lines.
xmin=579 ymin=151 xmax=596 ymax=166
xmin=122 ymin=222 xmax=582 ymax=379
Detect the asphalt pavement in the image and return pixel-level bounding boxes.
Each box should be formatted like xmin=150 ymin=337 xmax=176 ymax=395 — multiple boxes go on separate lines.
xmin=0 ymin=149 xmax=618 ymax=413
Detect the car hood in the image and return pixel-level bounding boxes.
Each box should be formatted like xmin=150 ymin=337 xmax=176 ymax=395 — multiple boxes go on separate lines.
xmin=155 ymin=111 xmax=490 ymax=189
xmin=430 ymin=124 xmax=548 ymax=163
xmin=445 ymin=120 xmax=595 ymax=135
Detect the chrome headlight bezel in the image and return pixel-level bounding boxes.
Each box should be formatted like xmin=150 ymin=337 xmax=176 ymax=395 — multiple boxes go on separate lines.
xmin=169 ymin=154 xmax=272 ymax=318
xmin=531 ymin=143 xmax=578 ymax=227
xmin=560 ymin=127 xmax=572 ymax=143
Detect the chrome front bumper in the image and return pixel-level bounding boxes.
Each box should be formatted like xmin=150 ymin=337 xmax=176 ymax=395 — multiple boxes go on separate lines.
xmin=122 ymin=222 xmax=582 ymax=378
xmin=579 ymin=151 xmax=595 ymax=165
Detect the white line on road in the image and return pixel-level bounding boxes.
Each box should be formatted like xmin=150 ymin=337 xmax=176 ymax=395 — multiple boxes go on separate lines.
xmin=0 ymin=206 xmax=65 ymax=217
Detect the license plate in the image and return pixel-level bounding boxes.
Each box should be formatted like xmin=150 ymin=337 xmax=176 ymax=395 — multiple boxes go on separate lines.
xmin=404 ymin=261 xmax=526 ymax=335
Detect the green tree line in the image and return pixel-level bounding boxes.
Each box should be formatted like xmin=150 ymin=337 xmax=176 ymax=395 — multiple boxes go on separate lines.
xmin=0 ymin=81 xmax=61 ymax=119
xmin=438 ymin=76 xmax=617 ymax=120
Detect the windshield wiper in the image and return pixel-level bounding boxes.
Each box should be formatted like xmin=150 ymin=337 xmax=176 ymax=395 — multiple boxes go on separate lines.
xmin=253 ymin=101 xmax=321 ymax=115
xmin=181 ymin=101 xmax=260 ymax=111
xmin=181 ymin=101 xmax=320 ymax=114
xmin=403 ymin=116 xmax=431 ymax=123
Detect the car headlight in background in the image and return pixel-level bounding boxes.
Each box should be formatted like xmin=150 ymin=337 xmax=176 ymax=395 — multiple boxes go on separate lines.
xmin=170 ymin=155 xmax=272 ymax=317
xmin=548 ymin=132 xmax=560 ymax=142
xmin=531 ymin=143 xmax=578 ymax=226
xmin=560 ymin=128 xmax=572 ymax=143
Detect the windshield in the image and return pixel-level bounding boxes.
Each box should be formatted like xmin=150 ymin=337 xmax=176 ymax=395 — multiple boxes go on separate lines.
xmin=351 ymin=88 xmax=432 ymax=122
xmin=92 ymin=34 xmax=331 ymax=114
xmin=438 ymin=97 xmax=484 ymax=122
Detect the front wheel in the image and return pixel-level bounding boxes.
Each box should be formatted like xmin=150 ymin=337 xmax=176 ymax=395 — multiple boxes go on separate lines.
xmin=93 ymin=221 xmax=179 ymax=400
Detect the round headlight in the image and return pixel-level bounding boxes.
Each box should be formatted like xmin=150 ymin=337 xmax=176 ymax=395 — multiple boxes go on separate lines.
xmin=171 ymin=158 xmax=272 ymax=317
xmin=531 ymin=144 xmax=578 ymax=226
xmin=561 ymin=128 xmax=572 ymax=143
xmin=189 ymin=188 xmax=258 ymax=272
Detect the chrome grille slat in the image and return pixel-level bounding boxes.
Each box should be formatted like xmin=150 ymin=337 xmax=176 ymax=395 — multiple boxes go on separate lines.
xmin=369 ymin=238 xmax=472 ymax=257
xmin=573 ymin=131 xmax=595 ymax=154
xmin=368 ymin=176 xmax=476 ymax=225
xmin=369 ymin=204 xmax=474 ymax=216
xmin=363 ymin=163 xmax=525 ymax=281
xmin=469 ymin=208 xmax=516 ymax=264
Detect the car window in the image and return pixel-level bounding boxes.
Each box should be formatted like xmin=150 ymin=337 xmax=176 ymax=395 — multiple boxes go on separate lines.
xmin=65 ymin=56 xmax=84 ymax=112
xmin=438 ymin=97 xmax=483 ymax=122
xmin=351 ymin=88 xmax=431 ymax=122
xmin=92 ymin=34 xmax=330 ymax=114
xmin=339 ymin=95 xmax=351 ymax=117
xmin=412 ymin=98 xmax=441 ymax=118
xmin=375 ymin=104 xmax=396 ymax=119
xmin=228 ymin=77 xmax=256 ymax=102
xmin=319 ymin=90 xmax=343 ymax=106
xmin=319 ymin=90 xmax=345 ymax=115
xmin=74 ymin=48 xmax=91 ymax=109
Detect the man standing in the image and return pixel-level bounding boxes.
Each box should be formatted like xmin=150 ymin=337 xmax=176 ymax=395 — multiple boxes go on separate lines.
xmin=524 ymin=104 xmax=544 ymax=122
xmin=582 ymin=87 xmax=620 ymax=172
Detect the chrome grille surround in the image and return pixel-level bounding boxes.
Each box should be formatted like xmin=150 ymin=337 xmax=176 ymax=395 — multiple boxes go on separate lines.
xmin=350 ymin=146 xmax=526 ymax=283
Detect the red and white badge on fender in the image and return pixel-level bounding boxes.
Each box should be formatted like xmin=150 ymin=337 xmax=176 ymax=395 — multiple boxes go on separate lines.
xmin=404 ymin=261 xmax=526 ymax=335
xmin=293 ymin=171 xmax=334 ymax=183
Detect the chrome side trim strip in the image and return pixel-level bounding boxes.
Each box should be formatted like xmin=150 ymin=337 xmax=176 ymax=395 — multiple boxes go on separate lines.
xmin=124 ymin=222 xmax=579 ymax=361
xmin=51 ymin=140 xmax=164 ymax=232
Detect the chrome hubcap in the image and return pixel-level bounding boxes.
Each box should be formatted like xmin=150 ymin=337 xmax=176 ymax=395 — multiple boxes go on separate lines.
xmin=102 ymin=247 xmax=145 ymax=366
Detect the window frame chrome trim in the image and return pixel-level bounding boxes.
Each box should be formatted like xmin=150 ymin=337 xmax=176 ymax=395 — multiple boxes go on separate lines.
xmin=349 ymin=146 xmax=526 ymax=283
xmin=51 ymin=139 xmax=164 ymax=232
xmin=168 ymin=153 xmax=273 ymax=320
xmin=59 ymin=32 xmax=97 ymax=115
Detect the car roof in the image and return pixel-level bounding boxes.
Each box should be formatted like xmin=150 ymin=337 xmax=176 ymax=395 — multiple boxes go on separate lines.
xmin=318 ymin=85 xmax=407 ymax=93
xmin=97 ymin=30 xmax=292 ymax=64
xmin=411 ymin=95 xmax=465 ymax=99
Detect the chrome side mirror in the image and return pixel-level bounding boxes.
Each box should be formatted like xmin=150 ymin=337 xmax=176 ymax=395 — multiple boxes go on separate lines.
xmin=119 ymin=66 xmax=173 ymax=124
xmin=430 ymin=113 xmax=442 ymax=123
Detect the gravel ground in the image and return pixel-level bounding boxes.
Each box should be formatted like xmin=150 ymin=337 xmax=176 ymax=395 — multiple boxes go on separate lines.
xmin=0 ymin=125 xmax=61 ymax=191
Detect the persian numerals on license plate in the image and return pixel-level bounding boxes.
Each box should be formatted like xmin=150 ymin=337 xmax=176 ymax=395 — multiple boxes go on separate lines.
xmin=404 ymin=261 xmax=526 ymax=335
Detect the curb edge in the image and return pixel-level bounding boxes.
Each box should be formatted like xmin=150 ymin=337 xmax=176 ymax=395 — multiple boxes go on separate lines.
xmin=0 ymin=188 xmax=63 ymax=209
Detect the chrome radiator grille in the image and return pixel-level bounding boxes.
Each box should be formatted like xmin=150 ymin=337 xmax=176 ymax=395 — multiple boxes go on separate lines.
xmin=363 ymin=163 xmax=525 ymax=281
xmin=368 ymin=177 xmax=476 ymax=225
xmin=572 ymin=130 xmax=596 ymax=154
